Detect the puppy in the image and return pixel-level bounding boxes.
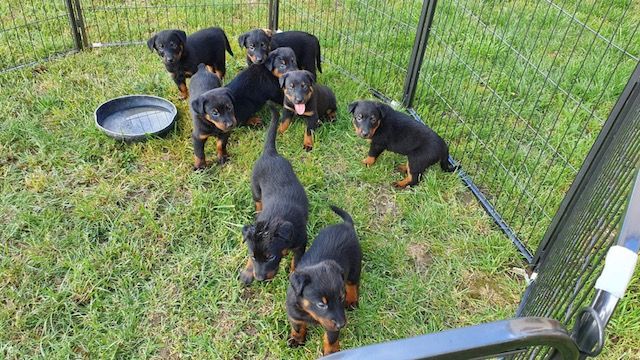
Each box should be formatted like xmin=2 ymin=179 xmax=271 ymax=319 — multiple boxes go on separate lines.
xmin=278 ymin=70 xmax=337 ymax=151
xmin=238 ymin=29 xmax=322 ymax=77
xmin=349 ymin=100 xmax=456 ymax=188
xmin=286 ymin=206 xmax=361 ymax=356
xmin=240 ymin=106 xmax=309 ymax=285
xmin=189 ymin=64 xmax=236 ymax=169
xmin=147 ymin=27 xmax=233 ymax=99
xmin=226 ymin=47 xmax=298 ymax=126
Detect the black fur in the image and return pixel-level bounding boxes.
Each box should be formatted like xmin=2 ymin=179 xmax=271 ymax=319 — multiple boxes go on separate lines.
xmin=226 ymin=47 xmax=298 ymax=126
xmin=349 ymin=100 xmax=456 ymax=188
xmin=238 ymin=29 xmax=322 ymax=77
xmin=240 ymin=107 xmax=309 ymax=285
xmin=147 ymin=27 xmax=233 ymax=98
xmin=189 ymin=64 xmax=236 ymax=169
xmin=279 ymin=70 xmax=337 ymax=151
xmin=286 ymin=206 xmax=361 ymax=355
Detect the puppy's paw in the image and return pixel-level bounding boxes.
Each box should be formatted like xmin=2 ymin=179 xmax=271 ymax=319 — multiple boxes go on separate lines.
xmin=287 ymin=337 xmax=305 ymax=348
xmin=217 ymin=155 xmax=229 ymax=166
xmin=239 ymin=270 xmax=254 ymax=285
xmin=395 ymin=164 xmax=408 ymax=174
xmin=303 ymin=144 xmax=313 ymax=152
xmin=361 ymin=156 xmax=376 ymax=167
xmin=246 ymin=116 xmax=262 ymax=127
xmin=392 ymin=181 xmax=409 ymax=189
xmin=346 ymin=301 xmax=359 ymax=310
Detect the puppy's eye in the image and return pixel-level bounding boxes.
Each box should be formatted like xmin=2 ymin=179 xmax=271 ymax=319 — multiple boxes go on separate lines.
xmin=248 ymin=44 xmax=255 ymax=50
xmin=356 ymin=114 xmax=363 ymax=121
xmin=316 ymin=302 xmax=328 ymax=309
xmin=301 ymin=84 xmax=307 ymax=89
xmin=251 ymin=256 xmax=257 ymax=261
xmin=211 ymin=109 xmax=219 ymax=116
xmin=267 ymin=255 xmax=276 ymax=261
xmin=158 ymin=44 xmax=164 ymax=49
xmin=289 ymin=83 xmax=294 ymax=89
xmin=261 ymin=42 xmax=266 ymax=48
xmin=226 ymin=104 xmax=232 ymax=111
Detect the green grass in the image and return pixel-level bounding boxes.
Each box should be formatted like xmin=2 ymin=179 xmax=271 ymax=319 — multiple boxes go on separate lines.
xmin=2 ymin=0 xmax=640 ymax=358
xmin=0 ymin=46 xmax=528 ymax=358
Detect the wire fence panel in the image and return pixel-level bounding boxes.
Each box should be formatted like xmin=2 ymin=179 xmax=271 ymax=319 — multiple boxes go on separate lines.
xmin=513 ymin=64 xmax=640 ymax=358
xmin=412 ymin=0 xmax=640 ymax=251
xmin=0 ymin=0 xmax=78 ymax=73
xmin=278 ymin=0 xmax=422 ymax=101
xmin=77 ymin=0 xmax=270 ymax=47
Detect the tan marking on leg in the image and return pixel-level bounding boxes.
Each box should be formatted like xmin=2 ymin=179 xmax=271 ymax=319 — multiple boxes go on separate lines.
xmin=246 ymin=116 xmax=262 ymax=126
xmin=393 ymin=167 xmax=413 ymax=188
xmin=194 ymin=155 xmax=206 ymax=169
xmin=240 ymin=258 xmax=254 ymax=284
xmin=322 ymin=332 xmax=340 ymax=355
xmin=290 ymin=256 xmax=296 ymax=273
xmin=288 ymin=318 xmax=307 ymax=347
xmin=278 ymin=117 xmax=292 ymax=134
xmin=362 ymin=156 xmax=376 ymax=167
xmin=396 ymin=162 xmax=408 ymax=174
xmin=346 ymin=283 xmax=359 ymax=309
xmin=303 ymin=130 xmax=313 ymax=151
xmin=216 ymin=138 xmax=227 ymax=164
xmin=178 ymin=83 xmax=188 ymax=99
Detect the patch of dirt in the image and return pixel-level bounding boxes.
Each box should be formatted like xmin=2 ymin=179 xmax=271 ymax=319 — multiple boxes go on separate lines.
xmin=460 ymin=270 xmax=519 ymax=308
xmin=370 ymin=186 xmax=399 ymax=218
xmin=407 ymin=243 xmax=433 ymax=271
xmin=156 ymin=345 xmax=181 ymax=360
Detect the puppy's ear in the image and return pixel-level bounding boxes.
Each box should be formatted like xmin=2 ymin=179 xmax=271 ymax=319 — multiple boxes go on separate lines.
xmin=276 ymin=221 xmax=293 ymax=241
xmin=325 ymin=260 xmax=345 ymax=278
xmin=290 ymin=271 xmax=310 ymax=297
xmin=265 ymin=50 xmax=276 ymax=71
xmin=375 ymin=102 xmax=388 ymax=119
xmin=238 ymin=32 xmax=248 ymax=48
xmin=190 ymin=95 xmax=206 ymax=115
xmin=242 ymin=224 xmax=255 ymax=242
xmin=279 ymin=72 xmax=289 ymax=88
xmin=176 ymin=30 xmax=187 ymax=45
xmin=303 ymin=70 xmax=315 ymax=84
xmin=348 ymin=101 xmax=359 ymax=114
xmin=261 ymin=28 xmax=273 ymax=38
xmin=221 ymin=88 xmax=235 ymax=105
xmin=146 ymin=34 xmax=157 ymax=51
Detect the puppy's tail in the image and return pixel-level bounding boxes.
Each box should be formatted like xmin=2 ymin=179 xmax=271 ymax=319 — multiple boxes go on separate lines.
xmin=330 ymin=205 xmax=353 ymax=226
xmin=222 ymin=31 xmax=234 ymax=57
xmin=315 ymin=39 xmax=322 ymax=73
xmin=263 ymin=104 xmax=280 ymax=156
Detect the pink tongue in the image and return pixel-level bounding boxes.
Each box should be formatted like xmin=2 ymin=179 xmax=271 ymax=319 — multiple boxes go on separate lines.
xmin=294 ymin=103 xmax=306 ymax=115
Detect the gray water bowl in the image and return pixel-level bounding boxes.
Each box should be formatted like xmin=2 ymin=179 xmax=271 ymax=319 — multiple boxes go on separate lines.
xmin=95 ymin=95 xmax=177 ymax=142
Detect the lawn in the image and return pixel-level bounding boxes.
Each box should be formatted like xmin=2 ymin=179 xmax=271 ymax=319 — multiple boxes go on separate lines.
xmin=0 ymin=46 xmax=527 ymax=358
xmin=2 ymin=0 xmax=640 ymax=358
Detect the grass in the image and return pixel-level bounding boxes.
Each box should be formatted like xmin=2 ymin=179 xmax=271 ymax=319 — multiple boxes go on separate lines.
xmin=0 ymin=46 xmax=528 ymax=358
xmin=1 ymin=0 xmax=640 ymax=358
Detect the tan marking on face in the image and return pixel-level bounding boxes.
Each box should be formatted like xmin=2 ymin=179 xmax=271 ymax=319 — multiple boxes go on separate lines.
xmin=322 ymin=297 xmax=328 ymax=304
xmin=322 ymin=332 xmax=341 ymax=355
xmin=214 ymin=70 xmax=224 ymax=81
xmin=205 ymin=64 xmax=215 ymax=73
xmin=240 ymin=258 xmax=254 ymax=281
xmin=369 ymin=120 xmax=381 ymax=138
xmin=248 ymin=54 xmax=258 ymax=63
xmin=301 ymin=299 xmax=335 ymax=329
xmin=255 ymin=201 xmax=263 ymax=213
xmin=204 ymin=114 xmax=230 ymax=132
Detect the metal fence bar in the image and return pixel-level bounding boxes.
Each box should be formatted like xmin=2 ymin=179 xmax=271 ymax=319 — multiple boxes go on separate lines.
xmin=268 ymin=0 xmax=279 ymax=31
xmin=402 ymin=0 xmax=437 ymax=108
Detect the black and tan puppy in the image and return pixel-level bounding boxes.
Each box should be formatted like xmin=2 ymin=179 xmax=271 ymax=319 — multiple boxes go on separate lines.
xmin=189 ymin=64 xmax=236 ymax=169
xmin=226 ymin=47 xmax=298 ymax=126
xmin=147 ymin=27 xmax=233 ymax=99
xmin=238 ymin=29 xmax=321 ymax=77
xmin=349 ymin=100 xmax=456 ymax=188
xmin=278 ymin=70 xmax=337 ymax=151
xmin=240 ymin=106 xmax=309 ymax=285
xmin=286 ymin=206 xmax=361 ymax=356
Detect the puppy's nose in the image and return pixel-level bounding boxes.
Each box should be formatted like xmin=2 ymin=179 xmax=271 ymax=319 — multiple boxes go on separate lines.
xmin=295 ymin=97 xmax=304 ymax=104
xmin=333 ymin=320 xmax=345 ymax=330
xmin=361 ymin=130 xmax=369 ymax=138
xmin=166 ymin=57 xmax=175 ymax=64
xmin=254 ymin=273 xmax=265 ymax=281
xmin=254 ymin=56 xmax=264 ymax=64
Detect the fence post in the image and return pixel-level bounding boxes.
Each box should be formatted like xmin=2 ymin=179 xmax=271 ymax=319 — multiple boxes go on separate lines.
xmin=402 ymin=0 xmax=438 ymax=108
xmin=530 ymin=61 xmax=640 ymax=271
xmin=64 ymin=0 xmax=88 ymax=50
xmin=268 ymin=0 xmax=280 ymax=31
xmin=64 ymin=0 xmax=83 ymax=50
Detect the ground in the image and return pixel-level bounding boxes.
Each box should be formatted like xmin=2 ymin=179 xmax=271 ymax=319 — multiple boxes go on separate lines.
xmin=0 ymin=46 xmax=529 ymax=358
